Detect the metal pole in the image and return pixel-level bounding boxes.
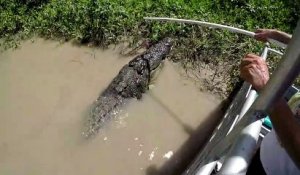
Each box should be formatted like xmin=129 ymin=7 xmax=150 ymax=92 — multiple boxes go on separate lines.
xmin=184 ymin=82 xmax=252 ymax=175
xmin=218 ymin=21 xmax=300 ymax=175
xmin=195 ymin=161 xmax=217 ymax=175
xmin=218 ymin=118 xmax=262 ymax=174
xmin=268 ymin=48 xmax=283 ymax=56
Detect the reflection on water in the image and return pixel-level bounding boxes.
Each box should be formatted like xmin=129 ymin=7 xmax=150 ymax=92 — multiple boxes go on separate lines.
xmin=0 ymin=39 xmax=222 ymax=175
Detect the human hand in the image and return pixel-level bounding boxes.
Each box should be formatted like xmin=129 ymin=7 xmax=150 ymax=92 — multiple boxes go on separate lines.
xmin=254 ymin=29 xmax=291 ymax=44
xmin=240 ymin=54 xmax=270 ymax=91
xmin=254 ymin=29 xmax=277 ymax=42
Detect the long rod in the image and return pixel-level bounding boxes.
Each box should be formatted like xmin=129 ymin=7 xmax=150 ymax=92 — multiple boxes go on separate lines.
xmin=144 ymin=17 xmax=287 ymax=48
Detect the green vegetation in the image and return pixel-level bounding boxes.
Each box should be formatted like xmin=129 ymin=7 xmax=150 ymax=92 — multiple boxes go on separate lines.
xmin=1 ymin=0 xmax=299 ymax=97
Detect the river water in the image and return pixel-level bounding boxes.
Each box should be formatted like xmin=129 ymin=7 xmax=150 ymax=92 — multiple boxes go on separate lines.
xmin=0 ymin=39 xmax=222 ymax=175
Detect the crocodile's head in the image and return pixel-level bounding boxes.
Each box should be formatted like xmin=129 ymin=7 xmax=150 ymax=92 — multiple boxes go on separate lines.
xmin=128 ymin=37 xmax=173 ymax=76
xmin=142 ymin=37 xmax=173 ymax=71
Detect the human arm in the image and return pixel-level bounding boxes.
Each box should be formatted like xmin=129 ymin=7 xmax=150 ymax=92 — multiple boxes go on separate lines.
xmin=254 ymin=29 xmax=292 ymax=45
xmin=240 ymin=54 xmax=300 ymax=168
xmin=269 ymin=98 xmax=300 ymax=167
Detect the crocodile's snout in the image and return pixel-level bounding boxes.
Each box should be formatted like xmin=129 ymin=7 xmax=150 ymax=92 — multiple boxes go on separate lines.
xmin=146 ymin=38 xmax=173 ymax=71
xmin=162 ymin=37 xmax=173 ymax=47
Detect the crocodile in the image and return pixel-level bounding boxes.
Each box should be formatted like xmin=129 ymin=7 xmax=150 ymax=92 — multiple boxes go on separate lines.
xmin=83 ymin=38 xmax=173 ymax=138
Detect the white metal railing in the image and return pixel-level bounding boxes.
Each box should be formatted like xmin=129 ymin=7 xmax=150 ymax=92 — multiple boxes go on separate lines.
xmin=185 ymin=47 xmax=268 ymax=175
xmin=217 ymin=21 xmax=300 ymax=174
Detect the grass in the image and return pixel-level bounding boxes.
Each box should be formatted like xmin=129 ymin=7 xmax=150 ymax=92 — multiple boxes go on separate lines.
xmin=1 ymin=0 xmax=299 ymax=97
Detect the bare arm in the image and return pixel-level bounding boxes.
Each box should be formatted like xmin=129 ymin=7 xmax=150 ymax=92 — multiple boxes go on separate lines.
xmin=240 ymin=54 xmax=300 ymax=168
xmin=269 ymin=99 xmax=300 ymax=168
xmin=255 ymin=29 xmax=292 ymax=45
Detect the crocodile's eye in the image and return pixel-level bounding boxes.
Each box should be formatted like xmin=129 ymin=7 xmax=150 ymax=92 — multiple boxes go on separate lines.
xmin=137 ymin=69 xmax=142 ymax=75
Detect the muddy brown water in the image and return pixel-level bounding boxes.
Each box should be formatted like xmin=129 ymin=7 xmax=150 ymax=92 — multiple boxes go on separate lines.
xmin=0 ymin=39 xmax=222 ymax=175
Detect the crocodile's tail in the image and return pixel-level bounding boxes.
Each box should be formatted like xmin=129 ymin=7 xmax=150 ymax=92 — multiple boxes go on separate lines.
xmin=82 ymin=94 xmax=124 ymax=138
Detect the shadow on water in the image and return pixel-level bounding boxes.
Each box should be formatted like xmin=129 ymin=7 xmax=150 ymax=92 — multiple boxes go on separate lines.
xmin=148 ymin=93 xmax=195 ymax=135
xmin=146 ymin=94 xmax=226 ymax=175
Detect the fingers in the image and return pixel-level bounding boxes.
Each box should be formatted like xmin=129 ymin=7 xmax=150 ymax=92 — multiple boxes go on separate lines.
xmin=255 ymin=29 xmax=276 ymax=33
xmin=239 ymin=54 xmax=266 ymax=80
xmin=240 ymin=54 xmax=262 ymax=67
xmin=245 ymin=53 xmax=261 ymax=59
xmin=240 ymin=58 xmax=253 ymax=67
xmin=254 ymin=33 xmax=268 ymax=42
xmin=255 ymin=29 xmax=264 ymax=34
xmin=254 ymin=34 xmax=268 ymax=42
xmin=239 ymin=54 xmax=267 ymax=75
xmin=240 ymin=64 xmax=255 ymax=81
xmin=239 ymin=52 xmax=270 ymax=90
xmin=254 ymin=29 xmax=268 ymax=34
xmin=254 ymin=29 xmax=269 ymax=42
xmin=254 ymin=29 xmax=277 ymax=42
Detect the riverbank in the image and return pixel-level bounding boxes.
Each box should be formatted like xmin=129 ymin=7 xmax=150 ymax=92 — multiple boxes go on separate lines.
xmin=1 ymin=0 xmax=299 ymax=97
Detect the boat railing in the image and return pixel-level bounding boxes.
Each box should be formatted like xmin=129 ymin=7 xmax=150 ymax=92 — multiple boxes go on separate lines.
xmin=144 ymin=17 xmax=300 ymax=175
